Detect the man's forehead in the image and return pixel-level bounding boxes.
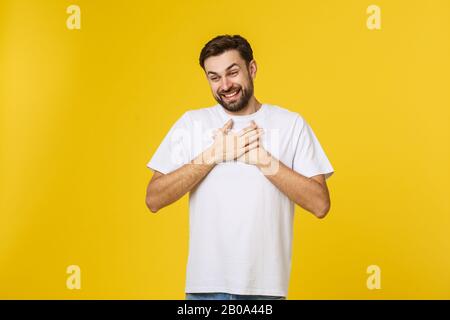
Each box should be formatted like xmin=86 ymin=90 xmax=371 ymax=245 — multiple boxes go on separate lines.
xmin=204 ymin=50 xmax=245 ymax=73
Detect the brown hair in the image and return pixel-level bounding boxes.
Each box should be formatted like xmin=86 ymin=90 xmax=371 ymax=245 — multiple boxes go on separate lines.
xmin=199 ymin=34 xmax=254 ymax=70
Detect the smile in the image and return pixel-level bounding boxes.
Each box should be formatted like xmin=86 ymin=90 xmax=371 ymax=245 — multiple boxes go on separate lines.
xmin=222 ymin=89 xmax=240 ymax=99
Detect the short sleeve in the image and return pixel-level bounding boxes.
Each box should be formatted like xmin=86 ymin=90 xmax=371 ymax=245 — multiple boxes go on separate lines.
xmin=146 ymin=111 xmax=192 ymax=175
xmin=291 ymin=115 xmax=334 ymax=180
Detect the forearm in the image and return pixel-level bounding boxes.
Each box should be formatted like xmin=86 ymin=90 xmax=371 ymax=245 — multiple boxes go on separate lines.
xmin=257 ymin=156 xmax=330 ymax=218
xmin=146 ymin=148 xmax=216 ymax=212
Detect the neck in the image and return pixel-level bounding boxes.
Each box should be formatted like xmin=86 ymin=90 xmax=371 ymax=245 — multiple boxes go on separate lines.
xmin=223 ymin=96 xmax=262 ymax=116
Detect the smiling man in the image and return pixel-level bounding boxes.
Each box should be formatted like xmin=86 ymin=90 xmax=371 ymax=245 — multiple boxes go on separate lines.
xmin=145 ymin=35 xmax=334 ymax=300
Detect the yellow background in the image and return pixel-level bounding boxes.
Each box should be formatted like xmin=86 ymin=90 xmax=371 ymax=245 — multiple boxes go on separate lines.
xmin=1 ymin=0 xmax=449 ymax=299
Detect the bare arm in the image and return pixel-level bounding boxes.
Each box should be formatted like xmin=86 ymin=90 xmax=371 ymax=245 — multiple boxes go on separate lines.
xmin=146 ymin=119 xmax=262 ymax=213
xmin=236 ymin=136 xmax=331 ymax=219
xmin=258 ymin=156 xmax=330 ymax=218
xmin=145 ymin=148 xmax=216 ymax=213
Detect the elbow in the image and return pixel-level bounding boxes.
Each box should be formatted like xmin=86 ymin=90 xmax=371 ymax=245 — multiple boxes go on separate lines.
xmin=149 ymin=205 xmax=159 ymax=214
xmin=146 ymin=194 xmax=160 ymax=213
xmin=314 ymin=200 xmax=330 ymax=219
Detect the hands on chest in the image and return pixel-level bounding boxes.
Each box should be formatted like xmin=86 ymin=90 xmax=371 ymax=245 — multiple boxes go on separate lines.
xmin=206 ymin=119 xmax=272 ymax=168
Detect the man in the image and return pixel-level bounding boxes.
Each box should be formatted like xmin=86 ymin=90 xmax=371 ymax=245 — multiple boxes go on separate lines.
xmin=145 ymin=35 xmax=334 ymax=300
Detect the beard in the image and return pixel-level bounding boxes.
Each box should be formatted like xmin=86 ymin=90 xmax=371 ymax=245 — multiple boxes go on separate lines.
xmin=214 ymin=78 xmax=254 ymax=113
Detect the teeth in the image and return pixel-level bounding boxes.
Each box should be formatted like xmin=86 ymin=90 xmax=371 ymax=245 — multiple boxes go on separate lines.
xmin=224 ymin=90 xmax=239 ymax=98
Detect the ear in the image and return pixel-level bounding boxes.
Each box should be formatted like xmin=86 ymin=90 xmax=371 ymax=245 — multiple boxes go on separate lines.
xmin=248 ymin=60 xmax=257 ymax=79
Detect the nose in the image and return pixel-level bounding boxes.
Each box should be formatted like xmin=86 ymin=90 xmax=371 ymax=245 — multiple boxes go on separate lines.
xmin=220 ymin=76 xmax=233 ymax=92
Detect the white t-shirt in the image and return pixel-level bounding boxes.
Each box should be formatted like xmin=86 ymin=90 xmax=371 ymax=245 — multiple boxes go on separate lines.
xmin=147 ymin=103 xmax=334 ymax=296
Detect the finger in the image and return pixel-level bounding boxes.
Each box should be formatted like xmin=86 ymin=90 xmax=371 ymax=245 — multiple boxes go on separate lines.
xmin=237 ymin=140 xmax=259 ymax=158
xmin=240 ymin=128 xmax=264 ymax=142
xmin=240 ymin=130 xmax=261 ymax=147
xmin=237 ymin=121 xmax=257 ymax=136
xmin=221 ymin=119 xmax=233 ymax=132
xmin=245 ymin=140 xmax=259 ymax=153
xmin=250 ymin=120 xmax=261 ymax=129
xmin=243 ymin=131 xmax=263 ymax=146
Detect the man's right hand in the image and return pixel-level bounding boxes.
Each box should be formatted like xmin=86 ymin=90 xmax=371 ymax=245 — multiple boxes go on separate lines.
xmin=205 ymin=119 xmax=264 ymax=164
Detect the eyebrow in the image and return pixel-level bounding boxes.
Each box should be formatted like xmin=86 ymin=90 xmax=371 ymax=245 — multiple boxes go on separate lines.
xmin=207 ymin=63 xmax=240 ymax=76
